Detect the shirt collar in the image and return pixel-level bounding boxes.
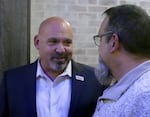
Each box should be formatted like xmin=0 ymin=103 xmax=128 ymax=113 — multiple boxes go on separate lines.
xmin=36 ymin=60 xmax=72 ymax=79
xmin=99 ymin=60 xmax=150 ymax=101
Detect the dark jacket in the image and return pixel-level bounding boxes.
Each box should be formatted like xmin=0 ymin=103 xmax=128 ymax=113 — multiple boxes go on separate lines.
xmin=0 ymin=60 xmax=104 ymax=117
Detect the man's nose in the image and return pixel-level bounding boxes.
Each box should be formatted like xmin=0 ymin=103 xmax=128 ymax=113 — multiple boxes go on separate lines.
xmin=55 ymin=43 xmax=66 ymax=54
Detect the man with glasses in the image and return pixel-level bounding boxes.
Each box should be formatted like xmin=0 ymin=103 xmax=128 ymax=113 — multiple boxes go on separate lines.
xmin=93 ymin=4 xmax=150 ymax=117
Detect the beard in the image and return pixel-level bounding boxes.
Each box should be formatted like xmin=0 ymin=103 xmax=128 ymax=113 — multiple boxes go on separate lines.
xmin=48 ymin=53 xmax=72 ymax=72
xmin=50 ymin=58 xmax=69 ymax=72
xmin=94 ymin=58 xmax=113 ymax=86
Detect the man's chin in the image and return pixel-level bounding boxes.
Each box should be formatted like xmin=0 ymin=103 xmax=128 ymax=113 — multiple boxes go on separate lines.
xmin=50 ymin=61 xmax=68 ymax=72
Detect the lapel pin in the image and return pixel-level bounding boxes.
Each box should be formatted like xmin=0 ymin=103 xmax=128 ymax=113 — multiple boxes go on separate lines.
xmin=75 ymin=75 xmax=84 ymax=81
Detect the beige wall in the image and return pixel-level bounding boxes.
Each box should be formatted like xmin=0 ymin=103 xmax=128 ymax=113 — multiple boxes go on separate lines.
xmin=30 ymin=0 xmax=150 ymax=67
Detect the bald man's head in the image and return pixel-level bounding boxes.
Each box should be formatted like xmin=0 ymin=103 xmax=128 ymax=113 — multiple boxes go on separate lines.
xmin=38 ymin=17 xmax=73 ymax=38
xmin=34 ymin=17 xmax=73 ymax=77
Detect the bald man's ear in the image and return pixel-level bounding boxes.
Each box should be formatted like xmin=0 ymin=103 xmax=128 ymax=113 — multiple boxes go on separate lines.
xmin=34 ymin=35 xmax=39 ymax=50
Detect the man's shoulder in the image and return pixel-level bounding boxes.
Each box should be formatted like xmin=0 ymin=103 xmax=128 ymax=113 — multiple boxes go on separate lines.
xmin=5 ymin=61 xmax=37 ymax=75
xmin=72 ymin=60 xmax=94 ymax=70
xmin=72 ymin=61 xmax=96 ymax=76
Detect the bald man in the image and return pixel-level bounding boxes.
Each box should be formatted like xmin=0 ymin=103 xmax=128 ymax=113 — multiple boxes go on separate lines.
xmin=0 ymin=17 xmax=105 ymax=117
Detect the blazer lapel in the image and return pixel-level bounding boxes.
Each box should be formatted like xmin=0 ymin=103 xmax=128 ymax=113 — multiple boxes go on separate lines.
xmin=68 ymin=61 xmax=86 ymax=117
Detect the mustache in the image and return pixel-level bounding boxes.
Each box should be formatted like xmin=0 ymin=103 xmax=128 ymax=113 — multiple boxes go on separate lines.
xmin=52 ymin=53 xmax=67 ymax=58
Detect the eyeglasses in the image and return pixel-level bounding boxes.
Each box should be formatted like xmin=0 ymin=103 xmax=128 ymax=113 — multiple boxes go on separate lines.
xmin=93 ymin=31 xmax=113 ymax=46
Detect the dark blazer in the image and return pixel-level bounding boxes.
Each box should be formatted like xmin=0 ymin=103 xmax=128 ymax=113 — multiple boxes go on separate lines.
xmin=0 ymin=60 xmax=104 ymax=117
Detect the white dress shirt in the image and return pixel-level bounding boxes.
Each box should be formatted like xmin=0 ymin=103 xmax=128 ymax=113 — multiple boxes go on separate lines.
xmin=36 ymin=60 xmax=72 ymax=117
